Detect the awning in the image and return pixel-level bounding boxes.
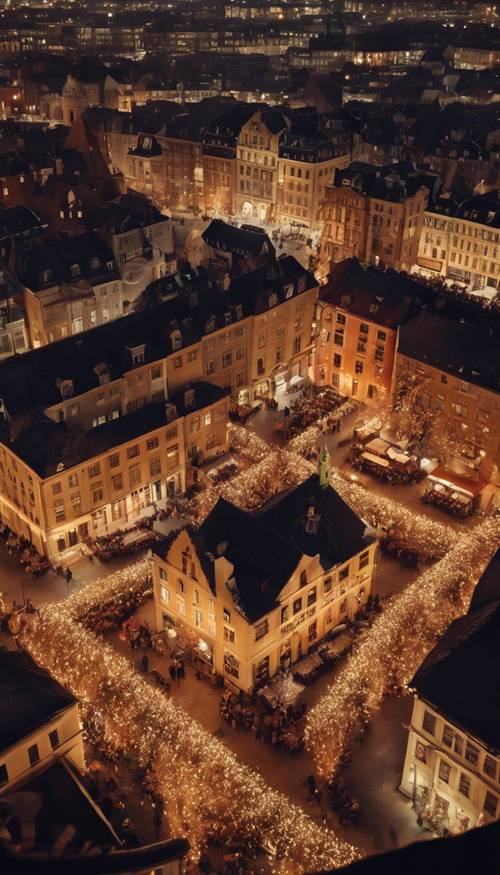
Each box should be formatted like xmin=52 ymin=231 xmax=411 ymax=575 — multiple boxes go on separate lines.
xmin=365 ymin=437 xmax=391 ymax=456
xmin=417 ymin=256 xmax=443 ymax=272
xmin=428 ymin=465 xmax=484 ymax=497
xmin=362 ymin=451 xmax=390 ymax=468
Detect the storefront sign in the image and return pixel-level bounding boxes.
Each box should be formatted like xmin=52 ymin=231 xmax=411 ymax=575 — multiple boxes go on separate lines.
xmin=281 ymin=605 xmax=316 ymax=637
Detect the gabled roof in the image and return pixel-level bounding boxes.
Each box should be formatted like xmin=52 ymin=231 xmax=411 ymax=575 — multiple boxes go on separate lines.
xmin=0 ymin=649 xmax=77 ymax=753
xmin=258 ymin=474 xmax=370 ymax=571
xmin=168 ymin=474 xmax=370 ymax=624
xmin=411 ymin=551 xmax=500 ymax=751
xmin=202 ymin=219 xmax=273 ymax=258
xmin=193 ymin=497 xmax=302 ymax=623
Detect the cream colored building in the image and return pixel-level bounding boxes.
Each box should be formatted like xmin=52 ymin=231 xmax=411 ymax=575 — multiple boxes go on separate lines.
xmin=152 ymin=471 xmax=377 ymax=692
xmin=277 ymin=145 xmax=350 ymax=232
xmin=0 ymin=650 xmax=85 ymax=794
xmin=400 ymin=553 xmax=500 ymax=835
xmin=416 ymin=194 xmax=500 ymax=296
xmin=0 ymin=256 xmax=316 ymax=557
xmin=235 ymin=109 xmax=287 ymax=222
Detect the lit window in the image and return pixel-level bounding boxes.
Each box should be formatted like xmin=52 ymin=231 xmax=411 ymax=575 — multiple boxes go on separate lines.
xmin=422 ymin=711 xmax=436 ymax=735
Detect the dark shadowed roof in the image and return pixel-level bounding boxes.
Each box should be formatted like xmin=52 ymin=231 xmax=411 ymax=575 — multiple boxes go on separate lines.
xmin=164 ymin=474 xmax=370 ymax=624
xmin=202 ymin=220 xmax=274 ymax=258
xmin=398 ymin=308 xmax=500 ymax=394
xmin=18 ymin=759 xmax=120 ymax=850
xmin=193 ymin=498 xmax=302 ymax=623
xmin=0 ymin=649 xmax=76 ymax=753
xmin=411 ymin=550 xmax=500 ymax=751
xmin=327 ymin=821 xmax=500 ymax=875
xmin=259 ymin=474 xmax=371 ymax=570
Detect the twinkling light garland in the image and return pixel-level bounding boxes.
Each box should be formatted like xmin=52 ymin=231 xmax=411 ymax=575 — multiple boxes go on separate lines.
xmin=228 ymin=423 xmax=270 ymax=463
xmin=22 ymin=595 xmax=358 ymax=871
xmin=287 ymin=398 xmax=360 ymax=456
xmin=18 ymin=393 xmax=497 ymax=870
xmin=304 ymin=516 xmax=500 ymax=779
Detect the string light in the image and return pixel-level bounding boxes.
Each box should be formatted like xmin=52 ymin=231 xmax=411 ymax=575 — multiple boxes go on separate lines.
xmin=304 ymin=517 xmax=500 ymax=779
xmin=18 ymin=395 xmax=497 ymax=870
xmin=22 ymin=585 xmax=358 ymax=871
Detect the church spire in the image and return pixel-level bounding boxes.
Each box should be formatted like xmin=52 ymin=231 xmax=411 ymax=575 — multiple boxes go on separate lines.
xmin=319 ymin=438 xmax=330 ymax=489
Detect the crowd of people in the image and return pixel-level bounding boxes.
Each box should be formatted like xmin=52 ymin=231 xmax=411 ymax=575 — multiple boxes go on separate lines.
xmin=286 ymin=386 xmax=346 ymax=437
xmin=219 ymin=691 xmax=306 ymax=751
xmin=1 ymin=524 xmax=51 ymax=577
xmin=79 ymin=586 xmax=153 ymax=635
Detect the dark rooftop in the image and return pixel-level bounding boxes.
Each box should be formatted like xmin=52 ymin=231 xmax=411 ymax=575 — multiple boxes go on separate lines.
xmin=398 ymin=307 xmax=500 ymax=394
xmin=3 ymin=384 xmax=226 ymax=478
xmin=0 ymin=649 xmax=77 ymax=754
xmin=202 ymin=219 xmax=274 ymax=259
xmin=258 ymin=473 xmax=371 ymax=572
xmin=159 ymin=474 xmax=371 ymax=624
xmin=16 ymin=231 xmax=119 ymax=293
xmin=15 ymin=759 xmax=120 ymax=852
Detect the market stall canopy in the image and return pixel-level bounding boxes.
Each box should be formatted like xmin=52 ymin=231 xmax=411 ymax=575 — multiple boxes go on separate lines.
xmin=428 ymin=465 xmax=484 ymax=498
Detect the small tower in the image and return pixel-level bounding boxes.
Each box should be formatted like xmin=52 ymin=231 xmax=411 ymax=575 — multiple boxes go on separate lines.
xmin=319 ymin=438 xmax=331 ymax=489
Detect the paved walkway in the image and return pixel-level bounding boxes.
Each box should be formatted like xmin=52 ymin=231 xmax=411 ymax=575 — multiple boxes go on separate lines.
xmin=105 ymin=548 xmax=423 ymax=856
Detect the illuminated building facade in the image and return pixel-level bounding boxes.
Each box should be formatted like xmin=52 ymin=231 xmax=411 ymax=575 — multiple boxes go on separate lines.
xmin=153 ymin=472 xmax=377 ymax=692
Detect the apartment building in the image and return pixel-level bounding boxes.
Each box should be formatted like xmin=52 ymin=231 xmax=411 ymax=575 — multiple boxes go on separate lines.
xmin=16 ymin=232 xmax=125 ymax=346
xmin=416 ymin=192 xmax=500 ymax=295
xmin=0 ymin=649 xmax=84 ymax=793
xmin=202 ymin=104 xmax=258 ymax=215
xmin=395 ymin=304 xmax=500 ymax=488
xmin=230 ymin=255 xmax=317 ymax=401
xmin=0 ymin=385 xmax=226 ymax=559
xmin=400 ymin=549 xmax=500 ymax=835
xmin=95 ymin=192 xmax=176 ymax=299
xmin=318 ymin=162 xmax=433 ymax=278
xmin=152 ymin=470 xmax=377 ymax=692
xmin=277 ymin=132 xmax=350 ymax=231
xmin=315 ymin=258 xmax=418 ymax=402
xmin=0 ymin=256 xmax=316 ymax=555
xmin=235 ymin=109 xmax=288 ymax=222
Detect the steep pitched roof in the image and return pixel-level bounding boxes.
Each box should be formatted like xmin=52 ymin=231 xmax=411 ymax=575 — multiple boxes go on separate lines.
xmin=194 ymin=497 xmax=302 ymax=623
xmin=179 ymin=474 xmax=370 ymax=624
xmin=258 ymin=474 xmax=370 ymax=570
xmin=202 ymin=219 xmax=274 ymax=258
xmin=0 ymin=649 xmax=77 ymax=753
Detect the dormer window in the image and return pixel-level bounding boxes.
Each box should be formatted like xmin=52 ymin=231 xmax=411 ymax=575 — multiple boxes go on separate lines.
xmin=268 ymin=293 xmax=278 ymax=308
xmin=170 ymin=328 xmax=182 ymax=351
xmin=90 ymin=257 xmax=100 ymax=271
xmin=224 ymin=311 xmax=231 ymax=325
xmin=284 ymin=283 xmax=293 ymax=299
xmin=205 ymin=316 xmax=216 ymax=333
xmin=106 ymin=260 xmax=114 ymax=271
xmin=41 ymin=270 xmax=52 ymax=284
xmin=234 ymin=303 xmax=243 ymax=319
xmin=70 ymin=263 xmax=80 ymax=278
xmin=129 ymin=345 xmax=145 ymax=367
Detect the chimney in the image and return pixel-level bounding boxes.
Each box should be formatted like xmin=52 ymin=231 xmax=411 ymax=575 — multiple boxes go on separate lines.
xmin=304 ymin=499 xmax=321 ymax=535
xmin=184 ymin=386 xmax=195 ymax=412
